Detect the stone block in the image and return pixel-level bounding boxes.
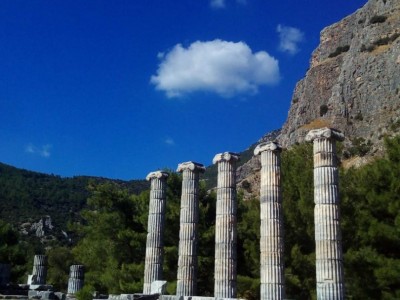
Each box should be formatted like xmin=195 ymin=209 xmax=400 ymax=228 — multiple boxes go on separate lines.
xmin=54 ymin=292 xmax=66 ymax=300
xmin=150 ymin=280 xmax=166 ymax=295
xmin=29 ymin=285 xmax=54 ymax=291
xmin=28 ymin=291 xmax=56 ymax=300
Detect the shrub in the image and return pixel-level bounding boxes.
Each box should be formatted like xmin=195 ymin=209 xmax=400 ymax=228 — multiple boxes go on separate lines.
xmin=375 ymin=33 xmax=400 ymax=46
xmin=360 ymin=44 xmax=376 ymax=52
xmin=319 ymin=104 xmax=329 ymax=117
xmin=354 ymin=112 xmax=363 ymax=121
xmin=348 ymin=137 xmax=373 ymax=157
xmin=390 ymin=119 xmax=400 ymax=131
xmin=328 ymin=45 xmax=350 ymax=58
xmin=370 ymin=15 xmax=387 ymax=24
xmin=241 ymin=180 xmax=251 ymax=191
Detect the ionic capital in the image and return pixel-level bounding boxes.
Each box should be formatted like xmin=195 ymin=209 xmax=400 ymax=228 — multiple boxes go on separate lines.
xmin=146 ymin=171 xmax=169 ymax=181
xmin=254 ymin=141 xmax=281 ymax=155
xmin=305 ymin=127 xmax=344 ymax=142
xmin=212 ymin=152 xmax=240 ymax=165
xmin=177 ymin=161 xmax=206 ymax=173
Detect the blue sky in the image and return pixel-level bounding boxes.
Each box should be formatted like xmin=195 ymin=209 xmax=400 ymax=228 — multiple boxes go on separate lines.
xmin=0 ymin=0 xmax=367 ymax=180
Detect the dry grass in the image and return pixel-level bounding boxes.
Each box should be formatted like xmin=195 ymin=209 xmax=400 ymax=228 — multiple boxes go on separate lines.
xmin=371 ymin=43 xmax=392 ymax=54
xmin=299 ymin=118 xmax=332 ymax=130
xmin=341 ymin=155 xmax=375 ymax=169
xmin=386 ymin=10 xmax=400 ymax=23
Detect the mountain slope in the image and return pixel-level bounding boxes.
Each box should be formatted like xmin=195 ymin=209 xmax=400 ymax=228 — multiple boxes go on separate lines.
xmin=0 ymin=162 xmax=149 ymax=238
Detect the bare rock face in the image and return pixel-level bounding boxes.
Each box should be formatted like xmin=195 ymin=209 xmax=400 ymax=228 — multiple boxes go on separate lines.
xmin=30 ymin=216 xmax=54 ymax=238
xmin=236 ymin=0 xmax=399 ymax=199
xmin=20 ymin=216 xmax=55 ymax=241
xmin=235 ymin=130 xmax=281 ymax=200
xmin=279 ymin=0 xmax=400 ymax=150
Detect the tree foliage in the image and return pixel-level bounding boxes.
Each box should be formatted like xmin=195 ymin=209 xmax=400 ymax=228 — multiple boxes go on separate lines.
xmin=0 ymin=162 xmax=148 ymax=232
xmin=281 ymin=143 xmax=316 ymax=299
xmin=340 ymin=137 xmax=400 ymax=299
xmin=69 ymin=137 xmax=400 ymax=299
xmin=47 ymin=247 xmax=75 ymax=292
xmin=0 ymin=220 xmax=30 ymax=282
xmin=71 ymin=183 xmax=148 ymax=294
xmin=3 ymin=137 xmax=399 ymax=299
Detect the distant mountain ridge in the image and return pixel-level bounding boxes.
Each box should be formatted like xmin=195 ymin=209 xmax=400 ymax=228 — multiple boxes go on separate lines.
xmin=0 ymin=161 xmax=149 ymax=240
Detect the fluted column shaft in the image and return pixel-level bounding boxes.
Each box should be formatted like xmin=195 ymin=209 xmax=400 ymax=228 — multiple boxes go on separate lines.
xmin=67 ymin=265 xmax=85 ymax=294
xmin=176 ymin=162 xmax=205 ymax=296
xmin=32 ymin=255 xmax=47 ymax=284
xmin=143 ymin=171 xmax=169 ymax=294
xmin=254 ymin=142 xmax=285 ymax=300
xmin=306 ymin=128 xmax=345 ymax=300
xmin=213 ymin=152 xmax=240 ymax=299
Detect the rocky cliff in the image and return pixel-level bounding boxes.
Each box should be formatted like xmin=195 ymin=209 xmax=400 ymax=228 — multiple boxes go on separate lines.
xmin=237 ymin=0 xmax=400 ymax=197
xmin=280 ymin=0 xmax=399 ymax=152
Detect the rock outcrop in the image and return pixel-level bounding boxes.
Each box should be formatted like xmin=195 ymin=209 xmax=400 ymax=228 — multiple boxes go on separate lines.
xmin=280 ymin=0 xmax=400 ymax=151
xmin=236 ymin=0 xmax=399 ymax=198
xmin=19 ymin=216 xmax=56 ymax=243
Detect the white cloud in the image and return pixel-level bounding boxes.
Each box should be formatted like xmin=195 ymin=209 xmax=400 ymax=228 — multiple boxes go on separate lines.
xmin=276 ymin=24 xmax=304 ymax=55
xmin=26 ymin=144 xmax=35 ymax=154
xmin=25 ymin=143 xmax=52 ymax=158
xmin=210 ymin=0 xmax=246 ymax=8
xmin=210 ymin=0 xmax=226 ymax=9
xmin=151 ymin=39 xmax=280 ymax=98
xmin=164 ymin=137 xmax=175 ymax=146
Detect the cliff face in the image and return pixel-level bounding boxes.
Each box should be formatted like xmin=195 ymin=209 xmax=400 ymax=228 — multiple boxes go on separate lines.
xmin=280 ymin=0 xmax=400 ymax=150
xmin=236 ymin=0 xmax=400 ymax=198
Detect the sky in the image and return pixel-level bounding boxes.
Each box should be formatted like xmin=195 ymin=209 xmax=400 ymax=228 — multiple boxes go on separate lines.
xmin=0 ymin=0 xmax=368 ymax=180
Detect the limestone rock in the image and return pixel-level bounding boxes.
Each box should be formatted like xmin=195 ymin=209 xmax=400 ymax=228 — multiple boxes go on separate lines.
xmin=30 ymin=216 xmax=54 ymax=238
xmin=236 ymin=130 xmax=280 ymax=200
xmin=236 ymin=0 xmax=399 ymax=199
xmin=279 ymin=0 xmax=400 ymax=150
xmin=19 ymin=216 xmax=61 ymax=244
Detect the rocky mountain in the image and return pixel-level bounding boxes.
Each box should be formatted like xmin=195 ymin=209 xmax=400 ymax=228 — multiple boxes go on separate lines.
xmin=236 ymin=0 xmax=400 ymax=198
xmin=280 ymin=0 xmax=399 ymax=153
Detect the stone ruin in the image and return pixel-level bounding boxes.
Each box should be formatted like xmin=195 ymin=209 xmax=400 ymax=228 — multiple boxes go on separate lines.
xmin=27 ymin=255 xmax=47 ymax=286
xmin=67 ymin=265 xmax=85 ymax=295
xmin=0 ymin=127 xmax=345 ymax=300
xmin=0 ymin=255 xmax=85 ymax=300
xmin=143 ymin=128 xmax=345 ymax=300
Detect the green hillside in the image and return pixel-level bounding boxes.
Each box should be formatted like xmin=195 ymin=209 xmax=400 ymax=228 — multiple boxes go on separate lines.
xmin=0 ymin=162 xmax=149 ymax=229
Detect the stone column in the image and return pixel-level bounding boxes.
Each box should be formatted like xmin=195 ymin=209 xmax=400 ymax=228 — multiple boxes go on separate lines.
xmin=254 ymin=142 xmax=285 ymax=300
xmin=176 ymin=161 xmax=205 ymax=296
xmin=306 ymin=127 xmax=345 ymax=300
xmin=213 ymin=152 xmax=240 ymax=299
xmin=32 ymin=255 xmax=47 ymax=284
xmin=67 ymin=265 xmax=85 ymax=294
xmin=143 ymin=171 xmax=169 ymax=295
xmin=0 ymin=264 xmax=10 ymax=285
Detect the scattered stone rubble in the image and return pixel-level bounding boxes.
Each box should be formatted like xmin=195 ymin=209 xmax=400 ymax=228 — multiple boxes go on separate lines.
xmin=1 ymin=127 xmax=346 ymax=300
